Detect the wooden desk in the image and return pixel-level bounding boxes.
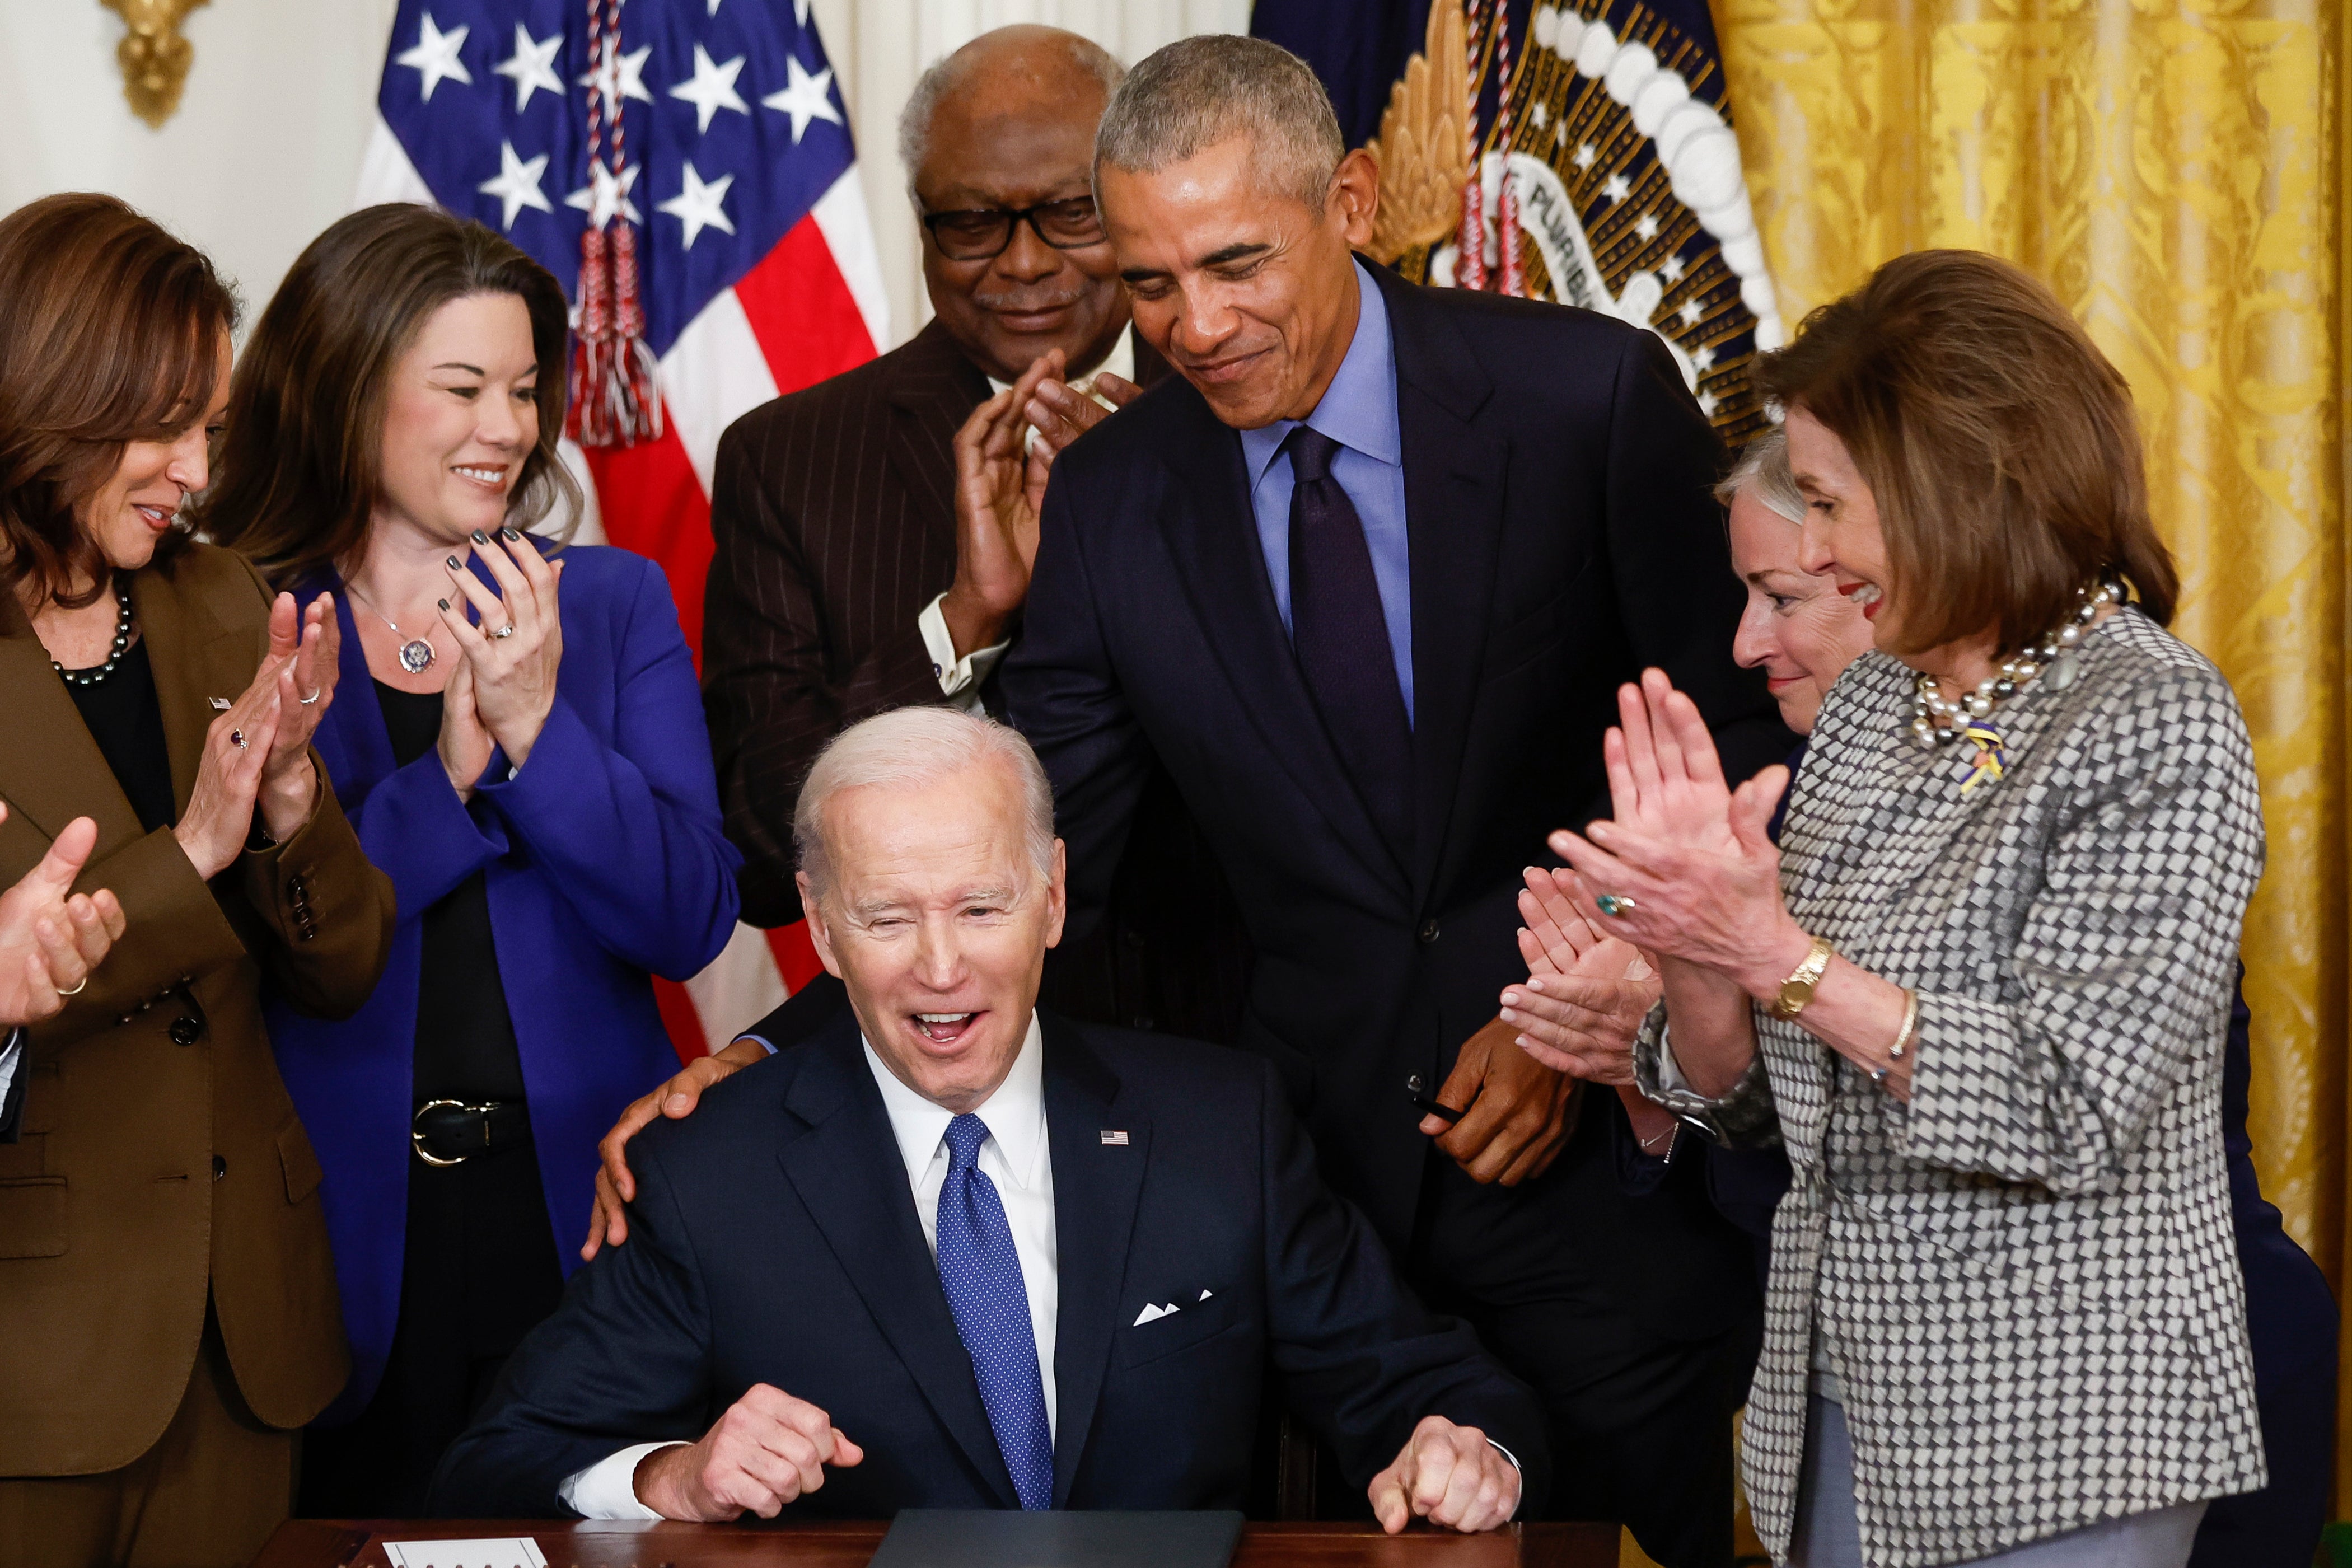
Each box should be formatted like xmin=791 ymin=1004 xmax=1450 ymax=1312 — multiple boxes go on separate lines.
xmin=256 ymin=1519 xmax=1620 ymax=1568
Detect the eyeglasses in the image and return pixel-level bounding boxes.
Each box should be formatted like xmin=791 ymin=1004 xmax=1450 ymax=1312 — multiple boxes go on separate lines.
xmin=920 ymin=196 xmax=1107 ymax=261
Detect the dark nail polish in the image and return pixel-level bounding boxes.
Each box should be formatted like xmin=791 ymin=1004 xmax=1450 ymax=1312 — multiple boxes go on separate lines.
xmin=501 ymin=526 xmax=521 ymax=541
xmin=437 ymin=598 xmax=450 ymax=611
xmin=470 ymin=530 xmax=489 ymax=544
xmin=446 ymin=556 xmax=462 ymax=569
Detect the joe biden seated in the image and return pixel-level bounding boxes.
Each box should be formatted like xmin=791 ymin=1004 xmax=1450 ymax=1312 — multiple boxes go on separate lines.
xmin=431 ymin=707 xmax=1544 ymax=1529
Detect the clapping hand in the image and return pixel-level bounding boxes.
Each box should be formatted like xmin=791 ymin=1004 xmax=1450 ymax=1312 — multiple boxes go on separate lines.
xmin=257 ymin=591 xmax=339 ymax=840
xmin=1498 ymin=867 xmax=1659 ymax=1086
xmin=438 ymin=528 xmax=564 ymax=772
xmin=1548 ymin=670 xmax=1792 ymax=980
xmin=0 ymin=807 xmax=124 ymax=1026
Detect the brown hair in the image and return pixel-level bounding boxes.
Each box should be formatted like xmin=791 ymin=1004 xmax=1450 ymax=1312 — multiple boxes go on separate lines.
xmin=0 ymin=193 xmax=237 ymax=610
xmin=1756 ymin=249 xmax=2177 ymax=656
xmin=200 ymin=203 xmax=578 ymax=588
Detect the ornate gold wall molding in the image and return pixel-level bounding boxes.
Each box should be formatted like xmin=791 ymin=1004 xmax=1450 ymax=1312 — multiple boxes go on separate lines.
xmin=102 ymin=0 xmax=212 ymax=129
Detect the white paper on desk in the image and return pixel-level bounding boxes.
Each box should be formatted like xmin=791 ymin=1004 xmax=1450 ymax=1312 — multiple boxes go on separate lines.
xmin=382 ymin=1538 xmax=548 ymax=1568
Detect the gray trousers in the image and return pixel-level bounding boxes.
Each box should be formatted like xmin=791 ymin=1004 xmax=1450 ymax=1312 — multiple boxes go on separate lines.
xmin=1790 ymin=1395 xmax=2208 ymax=1568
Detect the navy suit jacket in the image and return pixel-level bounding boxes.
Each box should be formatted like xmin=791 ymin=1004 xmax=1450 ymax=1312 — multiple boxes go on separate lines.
xmin=1000 ymin=263 xmax=1787 ymax=1332
xmin=268 ymin=543 xmax=742 ymax=1420
xmin=431 ymin=1010 xmax=1549 ymax=1518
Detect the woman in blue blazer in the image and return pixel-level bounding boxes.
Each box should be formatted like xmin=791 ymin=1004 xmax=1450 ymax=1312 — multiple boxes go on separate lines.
xmin=199 ymin=205 xmax=740 ymax=1511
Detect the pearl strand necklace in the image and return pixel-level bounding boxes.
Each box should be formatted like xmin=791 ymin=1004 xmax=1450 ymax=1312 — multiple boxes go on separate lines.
xmin=1909 ymin=575 xmax=2123 ymax=749
xmin=50 ymin=579 xmax=135 ymax=688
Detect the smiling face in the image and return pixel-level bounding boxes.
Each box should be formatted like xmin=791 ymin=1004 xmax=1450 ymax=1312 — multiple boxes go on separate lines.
xmin=1100 ymin=136 xmax=1376 ymax=430
xmin=914 ymin=33 xmax=1126 ymax=384
xmin=799 ymin=761 xmax=1066 ymax=1113
xmin=372 ymin=292 xmax=539 ymax=549
xmin=1728 ymin=485 xmax=1879 ymax=736
xmin=1785 ymin=404 xmax=1903 ymax=643
xmin=79 ymin=331 xmax=232 ymax=577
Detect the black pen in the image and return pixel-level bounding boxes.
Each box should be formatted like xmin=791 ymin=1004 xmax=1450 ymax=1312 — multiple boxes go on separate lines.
xmin=1411 ymin=1093 xmax=1465 ymax=1125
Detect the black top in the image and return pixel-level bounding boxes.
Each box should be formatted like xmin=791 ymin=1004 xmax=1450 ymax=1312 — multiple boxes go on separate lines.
xmin=374 ymin=680 xmax=527 ymax=1104
xmin=65 ymin=638 xmax=176 ymax=834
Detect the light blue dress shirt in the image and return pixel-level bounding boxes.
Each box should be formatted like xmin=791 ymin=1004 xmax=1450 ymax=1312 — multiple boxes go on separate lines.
xmin=1236 ymin=259 xmax=1414 ymax=724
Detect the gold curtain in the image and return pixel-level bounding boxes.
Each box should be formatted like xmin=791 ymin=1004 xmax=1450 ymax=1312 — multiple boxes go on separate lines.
xmin=1710 ymin=0 xmax=2346 ymax=1499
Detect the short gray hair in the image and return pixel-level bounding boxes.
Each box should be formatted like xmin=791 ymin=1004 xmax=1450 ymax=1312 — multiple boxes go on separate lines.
xmin=1094 ymin=34 xmax=1343 ymax=212
xmin=794 ymin=706 xmax=1057 ymax=903
xmin=1715 ymin=427 xmax=1807 ymax=523
xmin=897 ymin=27 xmax=1125 ymax=204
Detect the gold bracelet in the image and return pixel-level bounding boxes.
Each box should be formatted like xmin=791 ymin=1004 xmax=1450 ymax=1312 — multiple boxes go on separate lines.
xmin=1771 ymin=934 xmax=1836 ymax=1019
xmin=1888 ymin=989 xmax=1920 ymax=1060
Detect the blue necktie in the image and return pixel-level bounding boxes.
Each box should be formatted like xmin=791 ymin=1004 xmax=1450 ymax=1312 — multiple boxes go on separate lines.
xmin=934 ymin=1113 xmax=1054 ymax=1509
xmin=1285 ymin=425 xmax=1413 ymax=856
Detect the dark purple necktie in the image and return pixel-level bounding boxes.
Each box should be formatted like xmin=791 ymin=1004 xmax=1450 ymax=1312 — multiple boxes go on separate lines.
xmin=1284 ymin=425 xmax=1413 ymax=855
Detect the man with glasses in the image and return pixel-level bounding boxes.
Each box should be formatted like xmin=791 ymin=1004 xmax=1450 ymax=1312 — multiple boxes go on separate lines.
xmin=684 ymin=25 xmax=1245 ymax=1125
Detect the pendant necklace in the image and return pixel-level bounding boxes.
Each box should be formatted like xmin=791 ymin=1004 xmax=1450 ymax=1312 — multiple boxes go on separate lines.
xmin=348 ymin=582 xmax=436 ymax=674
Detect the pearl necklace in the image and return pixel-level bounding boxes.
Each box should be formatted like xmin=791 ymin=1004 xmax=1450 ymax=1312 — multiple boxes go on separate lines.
xmin=1909 ymin=575 xmax=2122 ymax=750
xmin=50 ymin=579 xmax=134 ymax=688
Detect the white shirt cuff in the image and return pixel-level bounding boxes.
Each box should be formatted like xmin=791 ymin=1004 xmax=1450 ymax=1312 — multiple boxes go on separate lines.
xmin=1652 ymin=1025 xmax=1694 ymax=1095
xmin=918 ymin=593 xmax=1011 ymax=711
xmin=1486 ymin=1438 xmax=1524 ymax=1521
xmin=557 ymin=1441 xmax=681 ymax=1519
xmin=0 ymin=1029 xmax=20 ymax=1101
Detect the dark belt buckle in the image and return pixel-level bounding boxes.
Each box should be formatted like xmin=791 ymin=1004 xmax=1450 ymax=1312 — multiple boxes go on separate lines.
xmin=412 ymin=1098 xmax=498 ymax=1166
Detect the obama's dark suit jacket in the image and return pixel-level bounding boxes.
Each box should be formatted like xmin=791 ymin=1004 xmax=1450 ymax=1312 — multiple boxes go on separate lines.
xmin=431 ymin=1010 xmax=1548 ymax=1518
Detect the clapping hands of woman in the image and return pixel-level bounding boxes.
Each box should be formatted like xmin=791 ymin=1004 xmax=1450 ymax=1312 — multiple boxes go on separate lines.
xmin=435 ymin=527 xmax=563 ymax=797
xmin=175 ymin=591 xmax=340 ymax=879
xmin=1547 ymin=669 xmax=1798 ymax=993
xmin=1498 ymin=868 xmax=1659 ymax=1087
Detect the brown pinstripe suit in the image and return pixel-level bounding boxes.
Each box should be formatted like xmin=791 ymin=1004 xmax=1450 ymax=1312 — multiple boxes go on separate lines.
xmin=702 ymin=318 xmax=1249 ymax=1041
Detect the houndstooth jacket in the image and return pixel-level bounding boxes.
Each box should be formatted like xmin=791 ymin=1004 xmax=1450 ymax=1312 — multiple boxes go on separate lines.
xmin=1639 ymin=606 xmax=2267 ymax=1567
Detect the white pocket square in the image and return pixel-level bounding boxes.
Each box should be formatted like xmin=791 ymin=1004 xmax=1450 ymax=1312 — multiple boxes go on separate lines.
xmin=1132 ymin=1302 xmax=1182 ymax=1326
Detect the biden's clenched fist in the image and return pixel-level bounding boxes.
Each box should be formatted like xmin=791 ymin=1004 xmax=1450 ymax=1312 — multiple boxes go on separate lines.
xmin=1368 ymin=1415 xmax=1521 ymax=1535
xmin=633 ymin=1384 xmax=864 ymax=1521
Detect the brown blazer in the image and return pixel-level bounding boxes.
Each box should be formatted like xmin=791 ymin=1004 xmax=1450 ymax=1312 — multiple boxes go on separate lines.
xmin=0 ymin=542 xmax=394 ymax=1476
xmin=702 ymin=321 xmax=1248 ymax=1041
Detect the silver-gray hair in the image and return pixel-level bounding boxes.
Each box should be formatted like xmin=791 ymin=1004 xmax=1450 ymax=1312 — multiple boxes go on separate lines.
xmin=897 ymin=27 xmax=1126 ymax=204
xmin=1093 ymin=34 xmax=1344 ymax=213
xmin=1715 ymin=427 xmax=1807 ymax=524
xmin=793 ymin=706 xmax=1057 ymax=904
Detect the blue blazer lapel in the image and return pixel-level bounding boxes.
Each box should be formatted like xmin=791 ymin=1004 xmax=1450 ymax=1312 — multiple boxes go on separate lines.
xmin=1151 ymin=389 xmax=1411 ymax=901
xmin=773 ymin=1022 xmax=1020 ymax=1507
xmin=1038 ymin=1014 xmax=1149 ymax=1506
xmin=1378 ymin=268 xmax=1507 ymax=912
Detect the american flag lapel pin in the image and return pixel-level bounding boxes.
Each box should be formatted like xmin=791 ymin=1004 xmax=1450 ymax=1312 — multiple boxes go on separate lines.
xmin=209 ymin=697 xmax=232 ymax=711
xmin=1100 ymin=1130 xmax=1129 ymax=1146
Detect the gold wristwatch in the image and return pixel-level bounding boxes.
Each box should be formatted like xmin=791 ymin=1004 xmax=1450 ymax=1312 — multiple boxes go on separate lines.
xmin=1772 ymin=934 xmax=1836 ymax=1019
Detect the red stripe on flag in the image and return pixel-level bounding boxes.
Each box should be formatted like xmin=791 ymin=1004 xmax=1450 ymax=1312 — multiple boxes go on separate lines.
xmin=653 ymin=977 xmax=710 ymax=1065
xmin=583 ymin=418 xmax=716 ymax=663
xmin=731 ymin=216 xmax=878 ymax=396
xmin=767 ymin=920 xmax=827 ymax=992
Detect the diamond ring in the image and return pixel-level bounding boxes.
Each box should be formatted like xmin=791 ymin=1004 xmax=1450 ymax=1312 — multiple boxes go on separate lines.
xmin=1595 ymin=893 xmax=1637 ymax=918
xmin=490 ymin=623 xmax=517 ymax=640
xmin=300 ymin=689 xmax=322 ymax=705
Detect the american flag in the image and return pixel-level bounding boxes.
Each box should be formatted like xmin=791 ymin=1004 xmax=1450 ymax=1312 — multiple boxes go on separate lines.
xmin=361 ymin=0 xmax=885 ymax=1057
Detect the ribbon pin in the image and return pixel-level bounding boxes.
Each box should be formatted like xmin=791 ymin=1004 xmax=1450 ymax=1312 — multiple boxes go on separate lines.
xmin=1960 ymin=724 xmax=2008 ymax=794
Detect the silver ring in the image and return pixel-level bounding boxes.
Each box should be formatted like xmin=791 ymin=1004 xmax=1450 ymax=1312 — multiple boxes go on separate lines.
xmin=229 ymin=729 xmax=247 ymax=750
xmin=1595 ymin=892 xmax=1636 ymax=918
xmin=300 ymin=689 xmax=322 ymax=705
xmin=490 ymin=623 xmax=517 ymax=640
xmin=59 ymin=977 xmax=87 ymax=996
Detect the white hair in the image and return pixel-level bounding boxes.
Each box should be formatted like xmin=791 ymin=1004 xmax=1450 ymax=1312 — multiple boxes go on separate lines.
xmin=897 ymin=27 xmax=1125 ymax=205
xmin=794 ymin=706 xmax=1057 ymax=903
xmin=1715 ymin=427 xmax=1807 ymax=523
xmin=1093 ymin=34 xmax=1344 ymax=213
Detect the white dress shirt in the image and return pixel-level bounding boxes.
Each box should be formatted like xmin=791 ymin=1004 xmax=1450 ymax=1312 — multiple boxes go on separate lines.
xmin=0 ymin=1028 xmax=21 ymax=1119
xmin=559 ymin=1016 xmax=1059 ymax=1519
xmin=917 ymin=333 xmax=1138 ymax=708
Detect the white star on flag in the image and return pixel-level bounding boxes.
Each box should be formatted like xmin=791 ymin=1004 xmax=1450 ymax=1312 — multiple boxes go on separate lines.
xmin=1572 ymin=142 xmax=1597 ymax=170
xmin=1661 ymin=254 xmax=1687 ymax=283
xmin=479 ymin=140 xmax=554 ymax=230
xmin=1530 ymin=102 xmax=1548 ymax=129
xmin=1602 ymin=173 xmax=1631 ymax=204
xmin=1696 ymin=390 xmax=1720 ymax=417
xmin=659 ymin=161 xmax=737 ymax=249
xmin=1692 ymin=343 xmax=1718 ymax=372
xmin=398 ymin=11 xmax=473 ymax=102
xmin=763 ymin=55 xmax=843 ymax=143
xmin=794 ymin=0 xmax=813 ymax=23
xmin=493 ymin=23 xmax=564 ymax=112
xmin=580 ymin=43 xmax=654 ymax=106
xmin=564 ymin=161 xmax=643 ymax=228
xmin=1678 ymin=298 xmax=1704 ymax=327
xmin=670 ymin=43 xmax=750 ymax=134
xmin=1634 ymin=214 xmax=1660 ymax=241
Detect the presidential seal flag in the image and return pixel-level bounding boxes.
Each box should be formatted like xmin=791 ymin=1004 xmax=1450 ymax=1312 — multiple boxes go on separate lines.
xmin=1262 ymin=0 xmax=1782 ymax=440
xmin=359 ymin=0 xmax=890 ymax=1056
